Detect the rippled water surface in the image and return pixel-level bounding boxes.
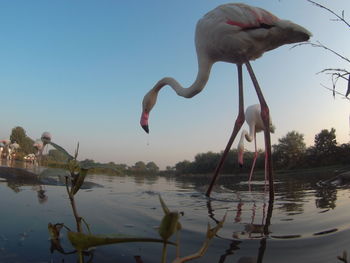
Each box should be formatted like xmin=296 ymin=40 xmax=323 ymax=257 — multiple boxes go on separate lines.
xmin=0 ymin=164 xmax=349 ymax=263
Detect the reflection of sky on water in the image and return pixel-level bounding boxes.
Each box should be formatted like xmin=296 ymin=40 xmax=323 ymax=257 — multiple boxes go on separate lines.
xmin=0 ymin=167 xmax=350 ymax=262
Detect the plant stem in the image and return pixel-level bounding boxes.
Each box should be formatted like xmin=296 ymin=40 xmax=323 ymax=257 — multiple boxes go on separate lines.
xmin=161 ymin=242 xmax=167 ymax=263
xmin=65 ymin=177 xmax=82 ymax=233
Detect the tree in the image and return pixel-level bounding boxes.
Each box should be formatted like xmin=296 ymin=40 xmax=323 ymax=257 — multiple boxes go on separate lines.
xmin=146 ymin=162 xmax=159 ymax=172
xmin=314 ymin=128 xmax=338 ymax=165
xmin=80 ymin=159 xmax=95 ymax=167
xmin=132 ymin=161 xmax=147 ymax=172
xmin=272 ymin=131 xmax=306 ymax=169
xmin=9 ymin=126 xmax=35 ymax=155
xmin=192 ymin=152 xmax=220 ymax=174
xmin=175 ymin=160 xmax=193 ymax=174
xmin=314 ymin=128 xmax=337 ymax=154
xmin=10 ymin=126 xmax=26 ymax=145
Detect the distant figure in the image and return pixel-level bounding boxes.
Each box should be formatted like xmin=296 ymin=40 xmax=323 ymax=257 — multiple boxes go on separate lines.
xmin=9 ymin=142 xmax=20 ymax=161
xmin=0 ymin=140 xmax=11 ymax=160
xmin=33 ymin=132 xmax=52 ymax=166
xmin=237 ymin=104 xmax=275 ymax=183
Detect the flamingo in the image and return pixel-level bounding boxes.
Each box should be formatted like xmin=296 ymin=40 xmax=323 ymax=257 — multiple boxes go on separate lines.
xmin=140 ymin=3 xmax=311 ymax=197
xmin=0 ymin=140 xmax=11 ymax=160
xmin=34 ymin=132 xmax=52 ymax=157
xmin=9 ymin=142 xmax=20 ymax=160
xmin=33 ymin=139 xmax=44 ymax=156
xmin=237 ymin=104 xmax=275 ymax=184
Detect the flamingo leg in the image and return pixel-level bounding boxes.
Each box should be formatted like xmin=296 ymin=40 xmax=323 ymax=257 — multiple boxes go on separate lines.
xmin=248 ymin=133 xmax=258 ymax=183
xmin=264 ymin=149 xmax=268 ymax=184
xmin=206 ymin=64 xmax=245 ymax=197
xmin=245 ymin=62 xmax=274 ymax=200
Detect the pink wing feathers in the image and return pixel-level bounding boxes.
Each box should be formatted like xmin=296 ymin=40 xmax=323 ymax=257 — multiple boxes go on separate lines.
xmin=221 ymin=3 xmax=279 ymax=29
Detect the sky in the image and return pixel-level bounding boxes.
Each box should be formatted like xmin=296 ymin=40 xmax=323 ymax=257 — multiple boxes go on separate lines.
xmin=0 ymin=0 xmax=349 ymax=169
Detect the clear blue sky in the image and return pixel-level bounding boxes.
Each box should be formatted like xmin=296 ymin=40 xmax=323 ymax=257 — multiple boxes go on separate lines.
xmin=1 ymin=0 xmax=349 ymax=169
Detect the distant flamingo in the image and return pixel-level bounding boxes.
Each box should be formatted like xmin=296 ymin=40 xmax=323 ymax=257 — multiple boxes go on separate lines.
xmin=33 ymin=139 xmax=44 ymax=156
xmin=34 ymin=132 xmax=52 ymax=157
xmin=237 ymin=104 xmax=275 ymax=184
xmin=0 ymin=140 xmax=11 ymax=159
xmin=9 ymin=142 xmax=20 ymax=160
xmin=140 ymin=3 xmax=311 ymax=197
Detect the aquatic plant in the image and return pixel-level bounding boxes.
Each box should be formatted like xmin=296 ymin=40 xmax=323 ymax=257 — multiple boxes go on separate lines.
xmin=45 ymin=137 xmax=225 ymax=262
xmin=46 ymin=141 xmax=167 ymax=262
xmin=158 ymin=195 xmax=226 ymax=263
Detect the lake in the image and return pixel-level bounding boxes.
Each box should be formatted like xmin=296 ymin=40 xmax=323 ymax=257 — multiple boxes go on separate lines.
xmin=0 ymin=163 xmax=349 ymax=263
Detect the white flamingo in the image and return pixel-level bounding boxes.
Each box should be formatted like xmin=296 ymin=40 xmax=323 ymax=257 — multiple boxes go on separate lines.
xmin=0 ymin=143 xmax=3 ymax=159
xmin=33 ymin=139 xmax=44 ymax=155
xmin=0 ymin=140 xmax=11 ymax=160
xmin=33 ymin=132 xmax=52 ymax=165
xmin=9 ymin=142 xmax=20 ymax=160
xmin=34 ymin=132 xmax=51 ymax=157
xmin=237 ymin=104 xmax=275 ymax=184
xmin=140 ymin=3 xmax=311 ymax=197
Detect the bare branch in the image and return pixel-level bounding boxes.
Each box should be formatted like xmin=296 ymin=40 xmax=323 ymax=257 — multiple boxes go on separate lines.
xmin=306 ymin=0 xmax=350 ymax=28
xmin=309 ymin=41 xmax=350 ymax=63
xmin=321 ymin=84 xmax=350 ymax=100
xmin=301 ymin=1 xmax=350 ymax=100
xmin=318 ymin=68 xmax=349 ymax=74
xmin=292 ymin=42 xmax=350 ymax=63
xmin=318 ymin=69 xmax=349 ymax=82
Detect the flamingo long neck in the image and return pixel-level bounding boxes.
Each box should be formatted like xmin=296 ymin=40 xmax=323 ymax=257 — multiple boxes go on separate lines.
xmin=238 ymin=127 xmax=255 ymax=151
xmin=153 ymin=58 xmax=213 ymax=98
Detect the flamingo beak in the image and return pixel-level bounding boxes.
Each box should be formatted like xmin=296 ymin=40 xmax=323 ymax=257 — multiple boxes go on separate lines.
xmin=142 ymin=125 xmax=149 ymax=134
xmin=140 ymin=111 xmax=149 ymax=134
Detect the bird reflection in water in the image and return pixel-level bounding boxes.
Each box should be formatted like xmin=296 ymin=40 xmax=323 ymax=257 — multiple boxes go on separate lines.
xmin=207 ymin=194 xmax=273 ymax=263
xmin=35 ymin=185 xmax=48 ymax=204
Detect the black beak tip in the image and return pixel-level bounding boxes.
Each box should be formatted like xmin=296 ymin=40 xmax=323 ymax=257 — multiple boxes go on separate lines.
xmin=239 ymin=163 xmax=243 ymax=168
xmin=142 ymin=125 xmax=149 ymax=134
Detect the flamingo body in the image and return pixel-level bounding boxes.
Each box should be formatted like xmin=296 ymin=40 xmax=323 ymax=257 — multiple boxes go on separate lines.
xmin=237 ymin=104 xmax=275 ymax=182
xmin=195 ymin=3 xmax=310 ymax=65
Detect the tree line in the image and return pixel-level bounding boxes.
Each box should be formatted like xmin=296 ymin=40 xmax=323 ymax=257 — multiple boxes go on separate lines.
xmin=6 ymin=126 xmax=350 ymax=176
xmin=172 ymin=128 xmax=350 ymax=175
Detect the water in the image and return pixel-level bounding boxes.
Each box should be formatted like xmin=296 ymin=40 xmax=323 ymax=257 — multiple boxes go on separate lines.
xmin=0 ymin=165 xmax=349 ymax=263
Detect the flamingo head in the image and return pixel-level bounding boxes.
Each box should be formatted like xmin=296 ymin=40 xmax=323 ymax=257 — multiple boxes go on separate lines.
xmin=140 ymin=89 xmax=158 ymax=134
xmin=41 ymin=132 xmax=52 ymax=145
xmin=275 ymin=20 xmax=312 ymax=44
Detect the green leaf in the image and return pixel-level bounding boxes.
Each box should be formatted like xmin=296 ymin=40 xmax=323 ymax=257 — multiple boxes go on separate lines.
xmin=74 ymin=142 xmax=80 ymax=159
xmin=158 ymin=212 xmax=180 ymax=241
xmin=49 ymin=142 xmax=74 ymax=160
xmin=71 ymin=168 xmax=88 ymax=195
xmin=159 ymin=195 xmax=170 ymax=214
xmin=158 ymin=195 xmax=182 ymax=241
xmin=206 ymin=213 xmax=226 ymax=239
xmin=67 ymin=231 xmax=171 ymax=251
